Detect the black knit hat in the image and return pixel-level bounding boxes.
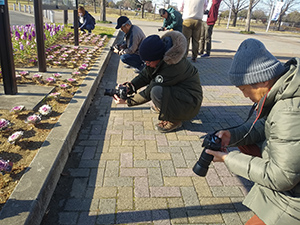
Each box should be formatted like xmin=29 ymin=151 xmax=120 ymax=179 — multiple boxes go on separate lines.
xmin=229 ymin=38 xmax=286 ymax=86
xmin=139 ymin=35 xmax=165 ymax=61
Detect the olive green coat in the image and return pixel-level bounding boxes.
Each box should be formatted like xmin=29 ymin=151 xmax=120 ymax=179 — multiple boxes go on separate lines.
xmin=226 ymin=58 xmax=300 ymax=225
xmin=127 ymin=31 xmax=203 ymax=122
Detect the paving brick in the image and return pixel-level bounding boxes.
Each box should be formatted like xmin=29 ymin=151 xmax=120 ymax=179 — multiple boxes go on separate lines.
xmin=58 ymin=212 xmax=79 ymax=224
xmin=181 ymin=187 xmax=200 ymax=207
xmin=134 ymin=177 xmax=150 ymax=198
xmin=88 ymin=168 xmax=105 ymax=187
xmin=120 ymin=152 xmax=133 ymax=167
xmin=171 ymin=152 xmax=187 ymax=167
xmin=103 ymin=177 xmax=133 ymax=187
xmin=120 ymin=168 xmax=147 ymax=177
xmin=150 ymin=187 xmax=181 ymax=197
xmin=117 ymin=187 xmax=133 ymax=210
xmin=70 ymin=178 xmax=88 ymax=198
xmin=155 ymin=134 xmax=168 ymax=146
xmin=115 ymin=210 xmax=152 ymax=224
xmin=160 ymin=161 xmax=176 ymax=177
xmin=220 ymin=210 xmax=243 ymax=225
xmin=82 ymin=146 xmax=96 ymax=160
xmin=186 ymin=209 xmax=224 ymax=224
xmin=135 ymin=198 xmax=168 ymax=210
xmin=148 ymin=167 xmax=164 ymax=187
xmin=86 ymin=186 xmax=118 ymax=199
xmin=104 ymin=160 xmax=120 ymax=177
xmin=68 ymin=168 xmax=90 ymax=177
xmin=164 ymin=177 xmax=193 ymax=186
xmin=133 ymin=146 xmax=146 ymax=160
xmin=210 ymin=186 xmax=244 ymax=197
xmin=77 ymin=211 xmax=97 ymax=225
xmin=134 ymin=160 xmax=160 ymax=168
xmin=146 ymin=153 xmax=171 ymax=160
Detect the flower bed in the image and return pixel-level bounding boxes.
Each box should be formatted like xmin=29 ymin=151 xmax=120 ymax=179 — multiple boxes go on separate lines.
xmin=0 ymin=23 xmax=111 ymax=211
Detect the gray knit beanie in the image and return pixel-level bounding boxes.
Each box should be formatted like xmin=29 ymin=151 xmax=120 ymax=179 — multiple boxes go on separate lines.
xmin=229 ymin=38 xmax=286 ymax=86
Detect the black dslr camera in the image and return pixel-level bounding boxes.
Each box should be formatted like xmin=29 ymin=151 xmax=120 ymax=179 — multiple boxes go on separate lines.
xmin=193 ymin=133 xmax=222 ymax=177
xmin=158 ymin=27 xmax=164 ymax=31
xmin=110 ymin=45 xmax=120 ymax=52
xmin=104 ymin=86 xmax=128 ymax=100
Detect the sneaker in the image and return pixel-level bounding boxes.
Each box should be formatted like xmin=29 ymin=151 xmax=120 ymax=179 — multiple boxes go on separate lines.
xmin=200 ymin=53 xmax=210 ymax=58
xmin=80 ymin=30 xmax=86 ymax=34
xmin=150 ymin=105 xmax=160 ymax=114
xmin=155 ymin=121 xmax=182 ymax=133
xmin=124 ymin=65 xmax=132 ymax=69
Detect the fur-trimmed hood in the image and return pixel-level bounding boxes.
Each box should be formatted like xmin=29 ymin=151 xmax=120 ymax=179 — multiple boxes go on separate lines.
xmin=161 ymin=31 xmax=187 ymax=65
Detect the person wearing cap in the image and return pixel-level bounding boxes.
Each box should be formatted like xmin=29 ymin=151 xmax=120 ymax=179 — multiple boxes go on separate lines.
xmin=205 ymin=38 xmax=300 ymax=224
xmin=114 ymin=16 xmax=146 ymax=72
xmin=159 ymin=8 xmax=183 ymax=32
xmin=113 ymin=31 xmax=203 ymax=133
xmin=77 ymin=6 xmax=95 ymax=34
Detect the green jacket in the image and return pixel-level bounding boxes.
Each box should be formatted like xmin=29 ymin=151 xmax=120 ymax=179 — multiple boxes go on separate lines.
xmin=163 ymin=8 xmax=183 ymax=32
xmin=127 ymin=31 xmax=203 ymax=122
xmin=226 ymin=58 xmax=300 ymax=224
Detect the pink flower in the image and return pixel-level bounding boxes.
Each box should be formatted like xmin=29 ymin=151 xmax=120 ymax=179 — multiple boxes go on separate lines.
xmin=53 ymin=73 xmax=62 ymax=78
xmin=10 ymin=105 xmax=25 ymax=113
xmin=46 ymin=77 xmax=56 ymax=83
xmin=67 ymin=78 xmax=76 ymax=83
xmin=8 ymin=131 xmax=23 ymax=144
xmin=32 ymin=73 xmax=43 ymax=80
xmin=19 ymin=71 xmax=29 ymax=76
xmin=38 ymin=104 xmax=52 ymax=116
xmin=25 ymin=114 xmax=41 ymax=124
xmin=47 ymin=92 xmax=61 ymax=100
xmin=60 ymin=83 xmax=69 ymax=89
xmin=0 ymin=119 xmax=11 ymax=131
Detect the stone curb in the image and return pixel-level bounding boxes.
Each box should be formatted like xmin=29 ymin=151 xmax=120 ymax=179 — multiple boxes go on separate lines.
xmin=0 ymin=30 xmax=123 ymax=225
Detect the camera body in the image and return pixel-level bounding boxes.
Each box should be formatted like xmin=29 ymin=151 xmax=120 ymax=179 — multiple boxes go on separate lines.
xmin=158 ymin=27 xmax=164 ymax=31
xmin=104 ymin=86 xmax=128 ymax=100
xmin=193 ymin=133 xmax=222 ymax=176
xmin=110 ymin=45 xmax=120 ymax=52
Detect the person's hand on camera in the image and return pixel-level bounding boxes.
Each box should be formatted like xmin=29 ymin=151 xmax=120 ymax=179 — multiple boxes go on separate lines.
xmin=113 ymin=47 xmax=119 ymax=54
xmin=215 ymin=130 xmax=231 ymax=150
xmin=113 ymin=94 xmax=127 ymax=104
xmin=122 ymin=82 xmax=135 ymax=95
xmin=205 ymin=149 xmax=228 ymax=162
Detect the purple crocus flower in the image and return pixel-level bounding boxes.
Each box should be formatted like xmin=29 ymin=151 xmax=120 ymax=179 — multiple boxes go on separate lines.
xmin=15 ymin=30 xmax=20 ymax=39
xmin=20 ymin=44 xmax=24 ymax=51
xmin=31 ymin=30 xmax=35 ymax=37
xmin=28 ymin=34 xmax=32 ymax=41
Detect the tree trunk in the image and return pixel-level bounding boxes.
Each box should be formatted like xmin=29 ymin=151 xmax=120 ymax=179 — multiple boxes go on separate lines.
xmin=245 ymin=0 xmax=253 ymax=32
xmin=100 ymin=0 xmax=106 ymax=22
xmin=277 ymin=15 xmax=282 ymax=31
xmin=94 ymin=0 xmax=97 ymax=13
xmin=141 ymin=4 xmax=145 ymax=18
xmin=232 ymin=11 xmax=238 ymax=27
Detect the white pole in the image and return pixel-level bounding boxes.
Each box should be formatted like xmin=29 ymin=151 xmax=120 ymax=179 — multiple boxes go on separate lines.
xmin=266 ymin=1 xmax=275 ymax=32
xmin=227 ymin=0 xmax=233 ymax=29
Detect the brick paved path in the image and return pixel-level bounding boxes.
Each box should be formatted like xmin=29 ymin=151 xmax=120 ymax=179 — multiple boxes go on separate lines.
xmin=41 ymin=43 xmax=258 ymax=224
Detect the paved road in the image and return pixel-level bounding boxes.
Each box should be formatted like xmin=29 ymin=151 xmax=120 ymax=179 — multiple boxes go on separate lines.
xmin=39 ymin=17 xmax=300 ymax=225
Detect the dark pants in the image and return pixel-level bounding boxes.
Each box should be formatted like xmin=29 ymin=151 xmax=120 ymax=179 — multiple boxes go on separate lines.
xmin=79 ymin=23 xmax=95 ymax=33
xmin=120 ymin=54 xmax=144 ymax=70
xmin=199 ymin=22 xmax=214 ymax=55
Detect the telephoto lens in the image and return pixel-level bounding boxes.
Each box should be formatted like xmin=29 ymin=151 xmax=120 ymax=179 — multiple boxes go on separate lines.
xmin=193 ymin=134 xmax=222 ymax=176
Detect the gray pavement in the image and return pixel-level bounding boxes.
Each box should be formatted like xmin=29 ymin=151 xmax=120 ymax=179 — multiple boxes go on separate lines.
xmin=40 ymin=21 xmax=300 ymax=225
xmin=2 ymin=8 xmax=300 ymax=225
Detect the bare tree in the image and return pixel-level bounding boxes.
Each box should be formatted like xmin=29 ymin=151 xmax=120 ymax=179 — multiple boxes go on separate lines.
xmin=134 ymin=0 xmax=152 ymax=18
xmin=263 ymin=0 xmax=300 ymax=31
xmin=244 ymin=0 xmax=261 ymax=32
xmin=222 ymin=0 xmax=249 ymax=26
xmin=100 ymin=0 xmax=106 ymax=21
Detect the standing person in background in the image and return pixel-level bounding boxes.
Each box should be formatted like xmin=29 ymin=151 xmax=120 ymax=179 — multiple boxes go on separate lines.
xmin=181 ymin=0 xmax=207 ymax=62
xmin=77 ymin=6 xmax=96 ymax=34
xmin=114 ymin=16 xmax=146 ymax=73
xmin=199 ymin=0 xmax=222 ymax=58
xmin=159 ymin=8 xmax=183 ymax=32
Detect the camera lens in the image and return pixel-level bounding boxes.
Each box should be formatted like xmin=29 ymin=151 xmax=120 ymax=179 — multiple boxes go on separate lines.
xmin=192 ymin=149 xmax=214 ymax=176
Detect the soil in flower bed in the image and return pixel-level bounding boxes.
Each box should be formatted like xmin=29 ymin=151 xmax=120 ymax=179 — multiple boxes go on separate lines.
xmin=0 ymin=31 xmax=111 ymax=211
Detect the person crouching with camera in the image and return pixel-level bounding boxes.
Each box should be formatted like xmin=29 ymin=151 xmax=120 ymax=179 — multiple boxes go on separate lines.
xmin=113 ymin=31 xmax=203 ymax=133
xmin=206 ymin=38 xmax=300 ymax=225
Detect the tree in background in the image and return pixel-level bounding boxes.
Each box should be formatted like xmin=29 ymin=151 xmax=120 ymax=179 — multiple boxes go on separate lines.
xmin=262 ymin=0 xmax=300 ymax=31
xmin=134 ymin=0 xmax=152 ymax=18
xmin=284 ymin=11 xmax=300 ymax=25
xmin=222 ymin=0 xmax=249 ymax=26
xmin=244 ymin=0 xmax=261 ymax=32
xmin=100 ymin=0 xmax=106 ymax=21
